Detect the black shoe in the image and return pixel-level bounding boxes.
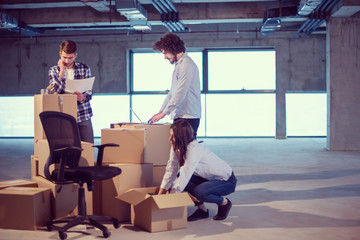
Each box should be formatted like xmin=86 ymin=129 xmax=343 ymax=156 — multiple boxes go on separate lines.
xmin=213 ymin=198 xmax=232 ymax=220
xmin=187 ymin=209 xmax=209 ymax=221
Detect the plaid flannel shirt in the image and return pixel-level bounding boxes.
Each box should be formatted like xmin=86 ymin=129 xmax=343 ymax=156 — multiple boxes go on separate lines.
xmin=48 ymin=62 xmax=93 ymax=122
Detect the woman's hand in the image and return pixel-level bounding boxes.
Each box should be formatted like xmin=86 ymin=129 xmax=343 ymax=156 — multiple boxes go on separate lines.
xmin=158 ymin=188 xmax=168 ymax=195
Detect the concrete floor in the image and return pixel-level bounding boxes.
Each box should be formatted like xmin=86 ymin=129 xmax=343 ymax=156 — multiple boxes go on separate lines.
xmin=1 ymin=137 xmax=360 ymax=240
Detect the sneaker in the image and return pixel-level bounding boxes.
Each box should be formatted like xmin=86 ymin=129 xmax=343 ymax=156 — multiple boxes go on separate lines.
xmin=187 ymin=209 xmax=209 ymax=221
xmin=213 ymin=198 xmax=232 ymax=220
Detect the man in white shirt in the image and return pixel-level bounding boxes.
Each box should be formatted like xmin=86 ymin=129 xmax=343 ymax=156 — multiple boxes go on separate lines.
xmin=148 ymin=33 xmax=201 ymax=138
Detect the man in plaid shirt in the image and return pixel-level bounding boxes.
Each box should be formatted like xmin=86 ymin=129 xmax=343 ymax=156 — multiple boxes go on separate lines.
xmin=48 ymin=40 xmax=94 ymax=143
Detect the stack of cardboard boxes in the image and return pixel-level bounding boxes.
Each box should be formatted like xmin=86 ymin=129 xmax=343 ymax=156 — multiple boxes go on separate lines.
xmin=0 ymin=94 xmax=194 ymax=233
xmin=98 ymin=123 xmax=193 ymax=232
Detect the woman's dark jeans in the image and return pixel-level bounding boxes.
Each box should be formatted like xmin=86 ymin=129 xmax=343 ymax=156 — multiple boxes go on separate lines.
xmin=184 ymin=172 xmax=237 ymax=206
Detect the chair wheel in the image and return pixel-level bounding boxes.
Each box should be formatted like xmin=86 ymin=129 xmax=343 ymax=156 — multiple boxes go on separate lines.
xmin=59 ymin=231 xmax=67 ymax=240
xmin=113 ymin=220 xmax=120 ymax=229
xmin=103 ymin=230 xmax=111 ymax=238
xmin=46 ymin=223 xmax=52 ymax=231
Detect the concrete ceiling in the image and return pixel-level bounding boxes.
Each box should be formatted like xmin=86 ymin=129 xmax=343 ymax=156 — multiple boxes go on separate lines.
xmin=0 ymin=0 xmax=359 ymax=38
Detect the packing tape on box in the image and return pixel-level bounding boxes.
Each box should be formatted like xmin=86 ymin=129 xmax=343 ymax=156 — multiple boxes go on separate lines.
xmin=58 ymin=95 xmax=64 ymax=112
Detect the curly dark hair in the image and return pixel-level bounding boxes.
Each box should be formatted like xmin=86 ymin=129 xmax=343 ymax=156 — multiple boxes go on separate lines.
xmin=153 ymin=33 xmax=186 ymax=55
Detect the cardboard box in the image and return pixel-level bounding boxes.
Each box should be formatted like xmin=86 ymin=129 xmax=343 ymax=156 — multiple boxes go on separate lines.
xmin=102 ymin=125 xmax=171 ymax=166
xmin=34 ymin=94 xmax=77 ymax=150
xmin=34 ymin=140 xmax=94 ymax=178
xmin=153 ymin=165 xmax=166 ymax=187
xmin=0 ymin=187 xmax=51 ymax=230
xmin=32 ymin=176 xmax=78 ymax=219
xmin=117 ymin=187 xmax=194 ymax=232
xmin=0 ymin=179 xmax=38 ymax=190
xmin=98 ymin=163 xmax=153 ymax=222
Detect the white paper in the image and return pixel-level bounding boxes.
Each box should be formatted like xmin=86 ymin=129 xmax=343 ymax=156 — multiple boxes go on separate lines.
xmin=65 ymin=77 xmax=95 ymax=93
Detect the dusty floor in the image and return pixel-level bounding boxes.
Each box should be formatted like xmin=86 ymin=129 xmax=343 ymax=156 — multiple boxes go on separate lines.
xmin=0 ymin=137 xmax=360 ymax=240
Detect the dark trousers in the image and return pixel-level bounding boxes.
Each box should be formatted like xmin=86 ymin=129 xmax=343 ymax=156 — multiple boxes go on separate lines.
xmin=174 ymin=118 xmax=200 ymax=139
xmin=78 ymin=119 xmax=94 ymax=143
xmin=184 ymin=172 xmax=237 ymax=206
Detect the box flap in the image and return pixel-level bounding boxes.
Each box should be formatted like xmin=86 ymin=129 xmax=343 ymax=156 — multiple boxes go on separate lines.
xmin=117 ymin=187 xmax=158 ymax=205
xmin=152 ymin=192 xmax=194 ymax=209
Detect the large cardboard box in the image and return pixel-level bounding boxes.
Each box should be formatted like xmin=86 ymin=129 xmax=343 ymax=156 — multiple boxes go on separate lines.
xmin=153 ymin=165 xmax=166 ymax=187
xmin=102 ymin=124 xmax=171 ymax=166
xmin=117 ymin=187 xmax=194 ymax=232
xmin=98 ymin=163 xmax=153 ymax=222
xmin=0 ymin=187 xmax=51 ymax=230
xmin=34 ymin=140 xmax=94 ymax=178
xmin=34 ymin=94 xmax=77 ymax=151
xmin=0 ymin=179 xmax=38 ymax=190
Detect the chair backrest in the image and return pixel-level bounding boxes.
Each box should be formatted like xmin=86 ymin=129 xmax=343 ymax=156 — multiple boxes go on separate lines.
xmin=39 ymin=111 xmax=82 ymax=181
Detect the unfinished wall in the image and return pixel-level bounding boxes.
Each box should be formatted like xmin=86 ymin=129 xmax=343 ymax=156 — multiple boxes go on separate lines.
xmin=0 ymin=32 xmax=326 ymax=138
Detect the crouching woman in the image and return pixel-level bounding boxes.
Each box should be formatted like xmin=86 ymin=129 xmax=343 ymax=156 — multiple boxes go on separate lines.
xmin=158 ymin=119 xmax=237 ymax=221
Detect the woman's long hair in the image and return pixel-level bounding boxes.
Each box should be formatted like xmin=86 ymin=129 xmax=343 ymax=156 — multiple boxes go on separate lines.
xmin=171 ymin=119 xmax=195 ymax=167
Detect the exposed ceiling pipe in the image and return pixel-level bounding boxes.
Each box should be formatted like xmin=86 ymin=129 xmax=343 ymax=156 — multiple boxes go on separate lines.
xmin=152 ymin=0 xmax=188 ymax=32
xmin=0 ymin=11 xmax=42 ymax=36
xmin=298 ymin=0 xmax=340 ymax=33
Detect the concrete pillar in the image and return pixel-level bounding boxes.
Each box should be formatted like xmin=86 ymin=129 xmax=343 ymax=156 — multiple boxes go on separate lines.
xmin=326 ymin=17 xmax=360 ymax=150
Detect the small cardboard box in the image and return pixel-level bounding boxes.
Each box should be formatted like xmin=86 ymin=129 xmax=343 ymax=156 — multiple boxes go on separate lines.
xmin=34 ymin=140 xmax=94 ymax=178
xmin=102 ymin=125 xmax=171 ymax=166
xmin=34 ymin=94 xmax=77 ymax=146
xmin=0 ymin=179 xmax=38 ymax=190
xmin=98 ymin=163 xmax=153 ymax=222
xmin=117 ymin=187 xmax=194 ymax=233
xmin=0 ymin=187 xmax=51 ymax=230
xmin=32 ymin=176 xmax=80 ymax=219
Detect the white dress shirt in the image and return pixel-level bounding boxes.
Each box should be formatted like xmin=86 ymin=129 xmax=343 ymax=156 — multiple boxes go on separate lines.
xmin=160 ymin=140 xmax=233 ymax=193
xmin=160 ymin=53 xmax=201 ymax=119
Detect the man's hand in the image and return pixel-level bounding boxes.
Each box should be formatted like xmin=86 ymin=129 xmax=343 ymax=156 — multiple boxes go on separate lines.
xmin=73 ymin=91 xmax=84 ymax=102
xmin=57 ymin=59 xmax=65 ymax=78
xmin=148 ymin=111 xmax=165 ymax=124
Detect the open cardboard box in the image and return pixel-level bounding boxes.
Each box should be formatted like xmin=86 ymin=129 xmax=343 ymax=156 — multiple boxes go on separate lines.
xmin=117 ymin=187 xmax=194 ymax=233
xmin=97 ymin=163 xmax=153 ymax=222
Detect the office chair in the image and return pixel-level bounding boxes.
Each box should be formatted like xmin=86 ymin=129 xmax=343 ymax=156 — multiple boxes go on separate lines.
xmin=39 ymin=111 xmax=122 ymax=240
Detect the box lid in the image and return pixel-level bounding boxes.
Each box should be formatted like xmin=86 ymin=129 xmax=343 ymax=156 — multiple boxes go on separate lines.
xmin=117 ymin=187 xmax=158 ymax=205
xmin=117 ymin=187 xmax=194 ymax=209
xmin=151 ymin=192 xmax=194 ymax=209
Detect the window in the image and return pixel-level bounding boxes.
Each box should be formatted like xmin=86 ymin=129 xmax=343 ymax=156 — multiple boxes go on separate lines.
xmin=208 ymin=50 xmax=276 ymax=91
xmin=286 ymin=93 xmax=327 ymax=136
xmin=205 ymin=94 xmax=275 ymax=136
xmin=132 ymin=51 xmax=203 ymax=92
xmin=131 ymin=49 xmax=276 ymax=137
xmin=0 ymin=96 xmax=34 ymax=137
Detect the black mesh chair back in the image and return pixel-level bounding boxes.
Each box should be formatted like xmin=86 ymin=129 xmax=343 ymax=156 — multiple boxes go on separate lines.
xmin=40 ymin=111 xmax=82 ymax=182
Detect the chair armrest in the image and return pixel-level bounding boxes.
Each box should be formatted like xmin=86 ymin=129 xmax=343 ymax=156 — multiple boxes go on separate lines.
xmin=93 ymin=143 xmax=119 ymax=166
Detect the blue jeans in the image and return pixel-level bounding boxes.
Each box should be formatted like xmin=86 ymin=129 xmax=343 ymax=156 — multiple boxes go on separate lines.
xmin=78 ymin=119 xmax=94 ymax=143
xmin=184 ymin=172 xmax=237 ymax=206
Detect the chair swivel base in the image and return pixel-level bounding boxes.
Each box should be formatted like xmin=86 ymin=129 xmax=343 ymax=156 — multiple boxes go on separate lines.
xmin=47 ymin=215 xmax=119 ymax=240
